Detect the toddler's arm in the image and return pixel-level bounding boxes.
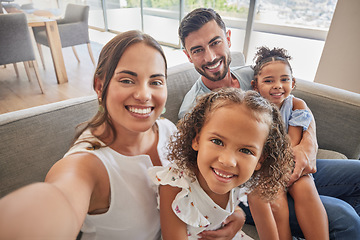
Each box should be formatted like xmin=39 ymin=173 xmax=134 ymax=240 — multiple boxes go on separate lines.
xmin=248 ymin=192 xmax=280 ymax=240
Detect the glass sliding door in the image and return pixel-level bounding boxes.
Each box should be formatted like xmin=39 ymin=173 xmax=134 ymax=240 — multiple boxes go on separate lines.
xmin=142 ymin=0 xmax=181 ymax=47
xmin=246 ymin=0 xmax=338 ymax=81
xmin=106 ymin=0 xmax=142 ymax=32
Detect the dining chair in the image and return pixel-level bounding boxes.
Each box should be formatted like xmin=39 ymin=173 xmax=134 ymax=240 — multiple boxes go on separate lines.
xmin=33 ymin=3 xmax=95 ymax=69
xmin=0 ymin=13 xmax=44 ymax=94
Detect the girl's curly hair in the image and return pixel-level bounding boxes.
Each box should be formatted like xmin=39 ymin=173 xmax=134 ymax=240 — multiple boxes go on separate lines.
xmin=252 ymin=46 xmax=293 ymax=84
xmin=168 ymin=88 xmax=294 ymax=201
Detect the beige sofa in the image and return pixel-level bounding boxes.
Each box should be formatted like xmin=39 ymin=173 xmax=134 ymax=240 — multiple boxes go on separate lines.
xmin=1 ymin=52 xmax=359 ymax=239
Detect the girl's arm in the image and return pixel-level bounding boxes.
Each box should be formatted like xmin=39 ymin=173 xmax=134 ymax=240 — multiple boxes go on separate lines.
xmin=288 ymin=97 xmax=307 ymax=147
xmin=288 ymin=97 xmax=318 ymax=186
xmin=0 ymin=153 xmax=104 ymax=239
xmin=248 ymin=192 xmax=280 ymax=240
xmin=159 ymin=184 xmax=188 ymax=240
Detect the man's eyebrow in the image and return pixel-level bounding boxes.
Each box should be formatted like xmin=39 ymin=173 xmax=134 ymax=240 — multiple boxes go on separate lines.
xmin=208 ymin=36 xmax=221 ymax=44
xmin=189 ymin=36 xmax=222 ymax=53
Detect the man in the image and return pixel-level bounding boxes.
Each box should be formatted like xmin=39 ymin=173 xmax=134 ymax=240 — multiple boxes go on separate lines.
xmin=178 ymin=8 xmax=360 ymax=239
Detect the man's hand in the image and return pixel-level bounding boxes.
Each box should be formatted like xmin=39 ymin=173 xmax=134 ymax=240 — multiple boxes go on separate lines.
xmin=288 ymin=119 xmax=318 ymax=186
xmin=197 ymin=207 xmax=245 ymax=240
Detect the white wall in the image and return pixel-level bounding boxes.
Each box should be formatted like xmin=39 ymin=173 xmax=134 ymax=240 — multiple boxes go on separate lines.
xmin=314 ymin=0 xmax=360 ymax=94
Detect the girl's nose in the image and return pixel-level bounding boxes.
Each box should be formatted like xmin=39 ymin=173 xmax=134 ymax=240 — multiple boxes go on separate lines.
xmin=218 ymin=151 xmax=237 ymax=167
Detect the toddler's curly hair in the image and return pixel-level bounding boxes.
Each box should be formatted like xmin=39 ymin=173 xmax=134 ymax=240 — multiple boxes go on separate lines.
xmin=252 ymin=46 xmax=293 ymax=84
xmin=168 ymin=88 xmax=294 ymax=201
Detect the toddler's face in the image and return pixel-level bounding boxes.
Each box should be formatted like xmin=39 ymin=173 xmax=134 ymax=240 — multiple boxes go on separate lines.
xmin=254 ymin=61 xmax=295 ymax=109
xmin=192 ymin=104 xmax=269 ymax=196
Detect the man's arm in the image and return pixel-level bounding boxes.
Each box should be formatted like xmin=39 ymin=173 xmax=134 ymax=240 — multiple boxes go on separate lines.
xmin=288 ymin=108 xmax=318 ymax=186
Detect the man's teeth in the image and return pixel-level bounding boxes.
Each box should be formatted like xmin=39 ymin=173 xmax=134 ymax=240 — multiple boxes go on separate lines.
xmin=129 ymin=107 xmax=151 ymax=114
xmin=207 ymin=61 xmax=221 ymax=69
xmin=213 ymin=169 xmax=233 ymax=178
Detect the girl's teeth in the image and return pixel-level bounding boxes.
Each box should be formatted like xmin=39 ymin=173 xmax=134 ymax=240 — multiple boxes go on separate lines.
xmin=129 ymin=107 xmax=151 ymax=114
xmin=213 ymin=169 xmax=233 ymax=178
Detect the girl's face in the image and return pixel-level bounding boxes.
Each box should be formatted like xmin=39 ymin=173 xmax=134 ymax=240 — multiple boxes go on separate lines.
xmin=254 ymin=61 xmax=295 ymax=109
xmin=98 ymin=42 xmax=167 ymax=134
xmin=192 ymin=104 xmax=269 ymax=196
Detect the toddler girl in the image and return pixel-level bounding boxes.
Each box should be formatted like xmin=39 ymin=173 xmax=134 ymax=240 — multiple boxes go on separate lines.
xmin=251 ymin=46 xmax=329 ymax=240
xmin=149 ymin=88 xmax=294 ymax=240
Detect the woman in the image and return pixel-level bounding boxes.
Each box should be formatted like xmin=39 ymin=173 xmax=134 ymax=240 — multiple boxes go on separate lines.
xmin=0 ymin=30 xmax=244 ymax=240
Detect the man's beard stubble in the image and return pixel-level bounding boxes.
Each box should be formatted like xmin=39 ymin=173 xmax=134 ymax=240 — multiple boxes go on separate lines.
xmin=196 ymin=55 xmax=232 ymax=82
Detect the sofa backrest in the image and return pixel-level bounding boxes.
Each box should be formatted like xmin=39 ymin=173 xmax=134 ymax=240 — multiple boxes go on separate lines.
xmin=293 ymin=79 xmax=360 ymax=159
xmin=0 ymin=95 xmax=98 ymax=197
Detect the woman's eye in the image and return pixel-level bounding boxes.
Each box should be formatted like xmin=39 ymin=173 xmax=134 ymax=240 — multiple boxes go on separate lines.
xmin=119 ymin=79 xmax=133 ymax=84
xmin=240 ymin=148 xmax=253 ymax=155
xmin=211 ymin=139 xmax=223 ymax=146
xmin=151 ymin=80 xmax=164 ymax=86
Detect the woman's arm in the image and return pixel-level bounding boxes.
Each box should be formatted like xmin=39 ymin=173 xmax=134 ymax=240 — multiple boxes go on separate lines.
xmin=248 ymin=192 xmax=280 ymax=240
xmin=0 ymin=153 xmax=104 ymax=239
xmin=288 ymin=97 xmax=318 ymax=186
xmin=159 ymin=184 xmax=189 ymax=240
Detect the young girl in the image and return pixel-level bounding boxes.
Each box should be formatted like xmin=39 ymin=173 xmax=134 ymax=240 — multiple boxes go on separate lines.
xmin=148 ymin=88 xmax=294 ymax=240
xmin=251 ymin=46 xmax=329 ymax=240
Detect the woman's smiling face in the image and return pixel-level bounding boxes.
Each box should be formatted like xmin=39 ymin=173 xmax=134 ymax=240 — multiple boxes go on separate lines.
xmin=105 ymin=42 xmax=167 ymax=134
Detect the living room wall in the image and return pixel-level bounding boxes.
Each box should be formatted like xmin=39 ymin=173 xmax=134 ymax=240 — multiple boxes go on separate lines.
xmin=314 ymin=0 xmax=360 ymax=94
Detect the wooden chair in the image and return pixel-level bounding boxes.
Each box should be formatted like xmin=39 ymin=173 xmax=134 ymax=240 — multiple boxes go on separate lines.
xmin=33 ymin=4 xmax=95 ymax=69
xmin=0 ymin=13 xmax=44 ymax=94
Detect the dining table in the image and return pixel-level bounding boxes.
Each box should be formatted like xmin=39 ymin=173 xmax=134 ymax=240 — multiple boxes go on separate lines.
xmin=26 ymin=14 xmax=68 ymax=84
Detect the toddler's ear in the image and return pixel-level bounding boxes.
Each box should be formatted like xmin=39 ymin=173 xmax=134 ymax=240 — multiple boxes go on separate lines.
xmin=192 ymin=135 xmax=200 ymax=151
xmin=291 ymin=77 xmax=296 ymax=89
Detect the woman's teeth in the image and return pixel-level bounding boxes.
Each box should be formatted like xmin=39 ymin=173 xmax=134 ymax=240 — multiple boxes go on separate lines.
xmin=128 ymin=107 xmax=151 ymax=114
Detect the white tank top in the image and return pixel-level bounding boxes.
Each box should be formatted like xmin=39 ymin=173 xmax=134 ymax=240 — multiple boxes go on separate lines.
xmin=64 ymin=118 xmax=177 ymax=240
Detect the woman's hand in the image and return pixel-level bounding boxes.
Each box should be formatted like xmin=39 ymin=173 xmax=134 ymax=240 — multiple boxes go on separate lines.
xmin=197 ymin=207 xmax=246 ymax=240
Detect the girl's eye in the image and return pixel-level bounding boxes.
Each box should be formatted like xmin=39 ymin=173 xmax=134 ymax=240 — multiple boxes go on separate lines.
xmin=264 ymin=79 xmax=272 ymax=83
xmin=211 ymin=139 xmax=223 ymax=146
xmin=240 ymin=148 xmax=253 ymax=155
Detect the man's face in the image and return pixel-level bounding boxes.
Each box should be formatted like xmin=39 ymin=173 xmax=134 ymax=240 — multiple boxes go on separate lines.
xmin=183 ymin=20 xmax=232 ymax=82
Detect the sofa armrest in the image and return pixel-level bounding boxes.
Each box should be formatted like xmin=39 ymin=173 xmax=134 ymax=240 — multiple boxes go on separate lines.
xmin=292 ymin=79 xmax=360 ymax=159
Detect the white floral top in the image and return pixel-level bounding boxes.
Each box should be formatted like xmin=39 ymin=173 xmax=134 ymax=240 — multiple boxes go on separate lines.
xmin=148 ymin=163 xmax=251 ymax=240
